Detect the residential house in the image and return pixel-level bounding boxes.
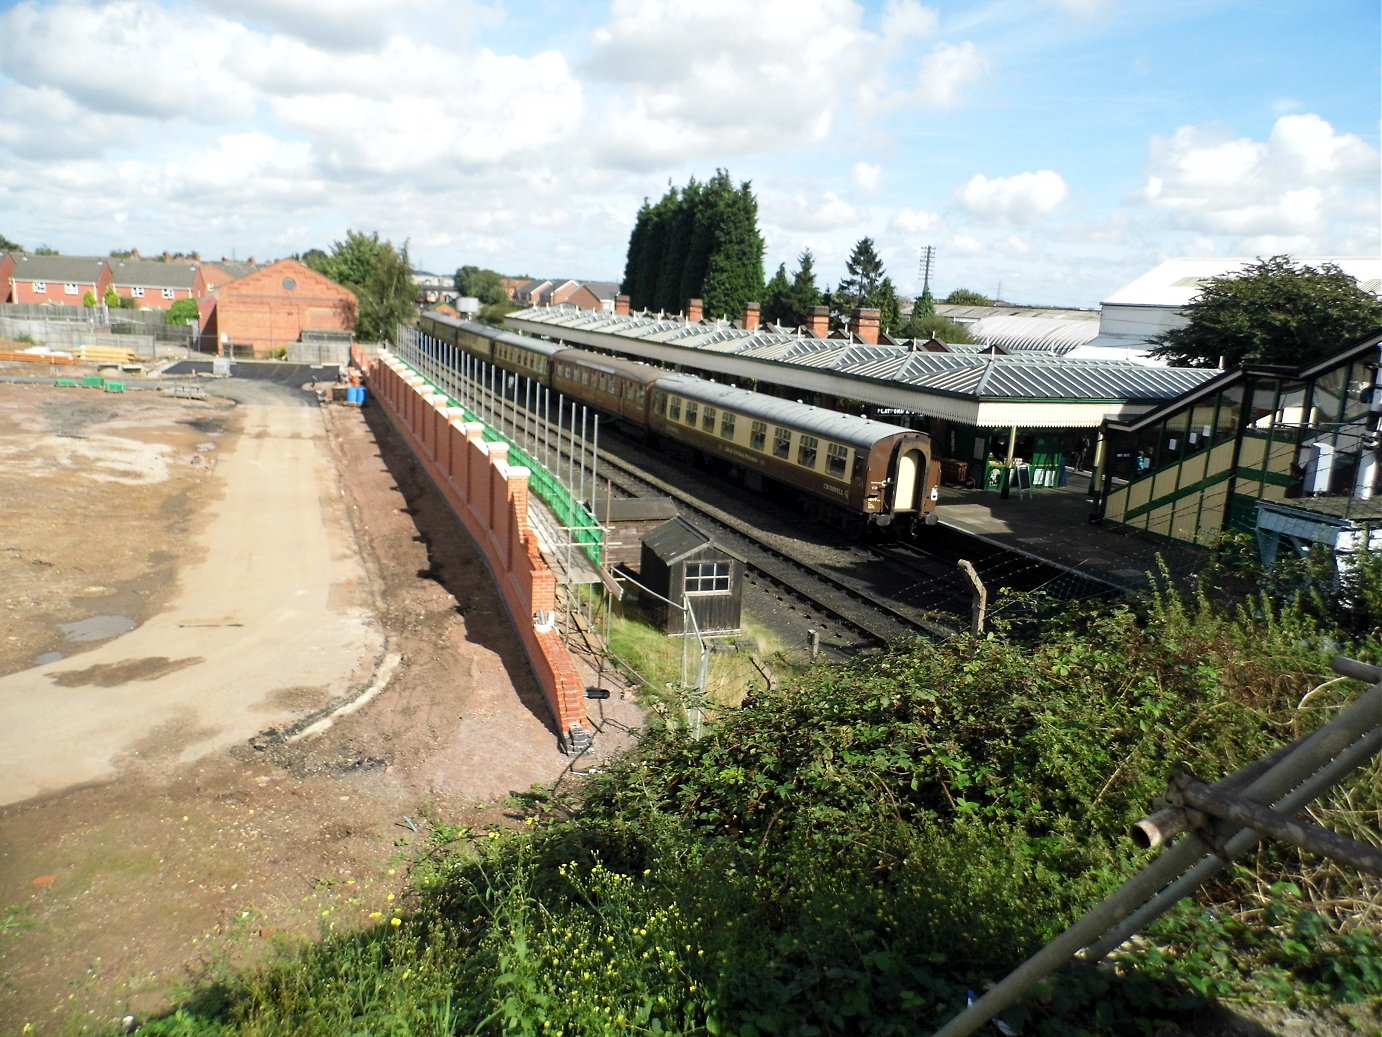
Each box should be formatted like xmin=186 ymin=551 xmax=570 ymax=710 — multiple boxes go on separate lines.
xmin=108 ymin=258 xmax=206 ymax=311
xmin=0 ymin=253 xmax=112 ymax=305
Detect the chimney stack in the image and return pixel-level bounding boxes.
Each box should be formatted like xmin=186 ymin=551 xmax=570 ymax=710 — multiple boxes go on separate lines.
xmin=807 ymin=305 xmax=830 ymax=339
xmin=615 ymin=294 xmax=630 ymax=316
xmin=687 ymin=298 xmax=703 ymax=323
xmin=744 ymin=301 xmax=761 ymax=331
xmin=848 ymin=307 xmax=880 ymax=345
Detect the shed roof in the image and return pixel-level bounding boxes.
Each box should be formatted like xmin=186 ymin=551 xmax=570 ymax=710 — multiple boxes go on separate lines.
xmin=642 ymin=517 xmax=746 ymax=565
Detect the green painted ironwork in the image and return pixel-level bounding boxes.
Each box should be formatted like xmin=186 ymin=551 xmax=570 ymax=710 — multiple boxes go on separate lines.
xmin=396 ymin=362 xmax=603 ymax=567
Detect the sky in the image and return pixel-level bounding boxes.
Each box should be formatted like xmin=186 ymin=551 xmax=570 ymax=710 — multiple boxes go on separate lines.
xmin=0 ymin=0 xmax=1376 ymax=310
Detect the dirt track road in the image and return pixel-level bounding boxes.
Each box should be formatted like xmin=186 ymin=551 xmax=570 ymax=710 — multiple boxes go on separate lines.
xmin=0 ymin=387 xmax=382 ymax=806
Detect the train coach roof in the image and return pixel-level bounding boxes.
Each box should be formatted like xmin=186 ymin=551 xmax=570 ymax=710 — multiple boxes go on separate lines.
xmin=656 ymin=373 xmax=919 ymax=449
xmin=554 ymin=347 xmax=664 ymax=385
xmin=477 ymin=323 xmax=568 ymax=357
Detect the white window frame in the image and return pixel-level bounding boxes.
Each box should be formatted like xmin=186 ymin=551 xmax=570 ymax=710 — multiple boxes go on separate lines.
xmin=131 ymin=286 xmax=145 ymax=298
xmin=64 ymin=282 xmax=78 ymax=295
xmin=162 ymin=287 xmax=175 ymax=299
xmin=33 ymin=281 xmax=47 ymax=294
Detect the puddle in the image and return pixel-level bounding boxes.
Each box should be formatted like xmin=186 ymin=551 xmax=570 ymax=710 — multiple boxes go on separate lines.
xmin=58 ymin=615 xmax=136 ymax=642
xmin=34 ymin=651 xmax=65 ymax=666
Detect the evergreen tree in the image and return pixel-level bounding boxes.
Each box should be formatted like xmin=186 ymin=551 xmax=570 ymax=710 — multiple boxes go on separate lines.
xmin=701 ymin=179 xmax=765 ymax=321
xmin=761 ymin=263 xmax=792 ymax=326
xmin=782 ymin=249 xmax=822 ymax=330
xmin=832 ymin=237 xmax=887 ymax=327
xmin=618 ymin=170 xmax=765 ymax=318
xmin=876 ymin=277 xmax=902 ymax=337
xmin=620 ymin=199 xmax=653 ymax=306
xmin=944 ymin=287 xmax=992 ymax=306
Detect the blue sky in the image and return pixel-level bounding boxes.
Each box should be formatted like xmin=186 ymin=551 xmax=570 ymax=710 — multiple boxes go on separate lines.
xmin=0 ymin=0 xmax=1376 ymax=309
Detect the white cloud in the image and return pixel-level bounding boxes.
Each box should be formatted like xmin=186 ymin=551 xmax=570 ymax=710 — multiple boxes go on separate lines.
xmin=0 ymin=1 xmax=256 ymax=120
xmin=763 ymin=191 xmax=861 ymax=233
xmin=914 ymin=41 xmax=991 ymax=108
xmin=853 ymin=163 xmax=883 ymax=194
xmin=951 ymin=234 xmax=984 ymax=255
xmin=890 ymin=208 xmax=942 ymax=234
xmin=956 ymin=170 xmax=1069 ymax=224
xmin=1138 ymin=114 xmax=1379 ymax=248
xmin=882 ymin=0 xmax=940 ymax=39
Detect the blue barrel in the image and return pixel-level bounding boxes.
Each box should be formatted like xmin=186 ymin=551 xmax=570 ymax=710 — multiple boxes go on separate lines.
xmin=356 ymin=385 xmax=367 ymax=405
xmin=346 ymin=386 xmax=363 ymax=404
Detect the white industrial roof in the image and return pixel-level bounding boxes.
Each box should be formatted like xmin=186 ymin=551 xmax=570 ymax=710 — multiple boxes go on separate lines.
xmin=1101 ymin=257 xmax=1382 ymax=309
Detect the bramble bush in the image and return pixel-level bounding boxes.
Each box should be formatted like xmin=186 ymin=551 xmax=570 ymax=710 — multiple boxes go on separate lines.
xmin=129 ymin=578 xmax=1379 ymax=1036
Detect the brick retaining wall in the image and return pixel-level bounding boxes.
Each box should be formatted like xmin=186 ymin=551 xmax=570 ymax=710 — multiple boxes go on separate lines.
xmin=358 ymin=349 xmax=590 ymax=749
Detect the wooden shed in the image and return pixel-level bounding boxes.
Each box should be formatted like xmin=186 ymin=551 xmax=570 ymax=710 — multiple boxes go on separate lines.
xmin=593 ymin=496 xmax=679 ymax=572
xmin=639 ymin=517 xmax=746 ymax=636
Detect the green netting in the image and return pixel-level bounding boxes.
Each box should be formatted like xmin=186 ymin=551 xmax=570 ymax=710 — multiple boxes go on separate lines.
xmin=396 ymin=363 xmax=603 ymax=567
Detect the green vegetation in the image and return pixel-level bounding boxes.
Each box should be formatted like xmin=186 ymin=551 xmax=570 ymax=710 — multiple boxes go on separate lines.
xmin=620 ymin=170 xmax=766 ymax=321
xmin=313 ymin=229 xmax=416 ymax=344
xmin=1151 ymin=255 xmax=1382 ymax=369
xmin=829 ymin=237 xmax=904 ymax=337
xmin=125 ymin=561 xmax=1379 ymax=1035
xmin=165 ymin=298 xmax=200 ymax=326
xmin=944 ymin=288 xmax=994 ymax=306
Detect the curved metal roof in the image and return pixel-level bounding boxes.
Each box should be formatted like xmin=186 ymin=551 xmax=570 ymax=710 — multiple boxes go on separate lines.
xmin=656 ymin=373 xmax=916 ymax=450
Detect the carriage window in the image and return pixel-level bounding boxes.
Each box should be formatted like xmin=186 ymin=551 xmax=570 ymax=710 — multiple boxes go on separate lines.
xmin=654 ymin=392 xmax=666 ymax=415
xmin=684 ymin=561 xmax=731 ymax=594
xmin=720 ymin=412 xmax=736 ymax=439
xmin=750 ymin=420 xmax=767 ymax=451
xmin=798 ymin=435 xmax=818 ymax=468
xmin=702 ymin=406 xmax=716 ymax=432
xmin=685 ymin=403 xmax=698 ymax=427
xmin=669 ymin=397 xmax=681 ymax=421
xmin=826 ymin=443 xmax=849 ymax=478
xmin=773 ymin=427 xmax=791 ymax=460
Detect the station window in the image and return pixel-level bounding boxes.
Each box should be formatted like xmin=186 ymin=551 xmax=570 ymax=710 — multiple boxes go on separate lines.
xmin=798 ymin=435 xmax=819 ymax=468
xmin=702 ymin=406 xmax=716 ymax=432
xmin=826 ymin=443 xmax=849 ymax=478
xmin=720 ymin=412 xmax=736 ymax=439
xmin=750 ymin=420 xmax=766 ymax=451
xmin=669 ymin=397 xmax=681 ymax=421
xmin=684 ymin=560 xmax=731 ymax=594
xmin=773 ymin=427 xmax=791 ymax=460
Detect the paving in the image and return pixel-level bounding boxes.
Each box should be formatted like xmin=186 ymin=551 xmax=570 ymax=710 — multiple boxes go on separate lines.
xmin=934 ymin=467 xmax=1205 ymax=594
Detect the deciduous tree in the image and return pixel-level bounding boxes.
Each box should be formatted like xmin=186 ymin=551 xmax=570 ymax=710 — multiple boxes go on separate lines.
xmin=319 ymin=230 xmax=415 ymax=344
xmin=1151 ymin=255 xmax=1382 ymax=369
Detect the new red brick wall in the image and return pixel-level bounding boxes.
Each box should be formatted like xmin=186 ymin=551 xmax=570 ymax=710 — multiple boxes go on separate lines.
xmin=362 ymin=352 xmax=590 ymax=747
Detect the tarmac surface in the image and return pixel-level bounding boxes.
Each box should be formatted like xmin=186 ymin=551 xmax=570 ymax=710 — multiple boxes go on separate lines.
xmin=933 ymin=467 xmax=1203 ymax=594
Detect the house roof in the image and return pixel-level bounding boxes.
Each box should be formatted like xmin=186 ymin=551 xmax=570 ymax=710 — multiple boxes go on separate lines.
xmin=4 ymin=253 xmax=109 ymax=283
xmin=109 ymin=258 xmax=200 ymax=289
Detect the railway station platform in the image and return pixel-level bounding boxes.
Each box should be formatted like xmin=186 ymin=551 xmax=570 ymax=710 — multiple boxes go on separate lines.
xmin=934 ymin=467 xmax=1206 ymax=594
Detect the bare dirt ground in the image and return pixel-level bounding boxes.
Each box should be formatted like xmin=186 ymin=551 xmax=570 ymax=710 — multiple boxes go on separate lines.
xmin=0 ymin=370 xmax=624 ymax=1035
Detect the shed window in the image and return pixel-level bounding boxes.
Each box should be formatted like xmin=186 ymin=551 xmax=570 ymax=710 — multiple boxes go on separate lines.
xmin=685 ymin=402 xmax=698 ymax=427
xmin=827 ymin=443 xmax=850 ymax=478
xmin=684 ymin=560 xmax=731 ymax=594
xmin=669 ymin=397 xmax=681 ymax=421
xmin=773 ymin=427 xmax=791 ymax=460
xmin=750 ymin=420 xmax=766 ymax=451
xmin=798 ymin=435 xmax=819 ymax=468
xmin=702 ymin=406 xmax=716 ymax=432
xmin=720 ymin=412 xmax=736 ymax=439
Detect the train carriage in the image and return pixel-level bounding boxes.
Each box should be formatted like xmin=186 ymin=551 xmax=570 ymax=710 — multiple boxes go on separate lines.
xmin=649 ymin=374 xmax=938 ymax=529
xmin=551 ymin=348 xmax=662 ymax=426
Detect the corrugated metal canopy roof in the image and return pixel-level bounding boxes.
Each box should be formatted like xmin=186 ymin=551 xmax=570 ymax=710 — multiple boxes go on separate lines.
xmin=511 ymin=305 xmax=1216 ymax=405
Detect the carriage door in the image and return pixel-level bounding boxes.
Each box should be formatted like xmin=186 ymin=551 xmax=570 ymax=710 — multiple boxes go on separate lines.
xmin=890 ymin=446 xmax=923 ymax=513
